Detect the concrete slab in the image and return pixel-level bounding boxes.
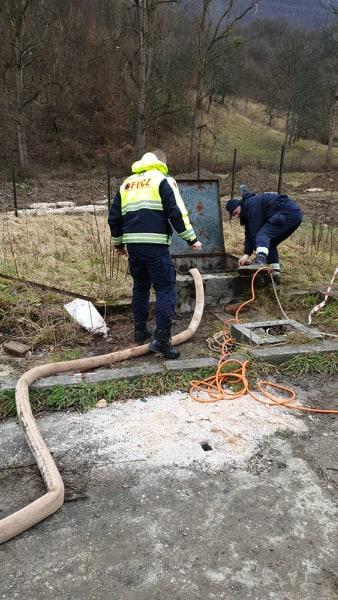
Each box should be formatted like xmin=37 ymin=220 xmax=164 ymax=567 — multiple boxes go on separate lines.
xmin=231 ymin=319 xmax=323 ymax=346
xmin=164 ymin=358 xmax=217 ymax=373
xmin=250 ymin=340 xmax=338 ymax=364
xmin=176 ymin=272 xmax=249 ymax=312
xmin=0 ymin=359 xmax=218 ymax=392
xmin=1 ymin=382 xmax=337 ymax=600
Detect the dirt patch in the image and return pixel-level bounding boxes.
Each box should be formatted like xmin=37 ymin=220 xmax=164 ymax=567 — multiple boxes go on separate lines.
xmin=0 ymin=290 xmax=216 ymax=376
xmin=233 ymin=166 xmax=280 ymax=195
xmin=2 ymin=168 xmax=337 ymax=213
xmin=177 ymin=168 xmax=230 ymax=195
xmin=0 ymin=170 xmax=122 ymax=211
xmin=179 ymin=167 xmax=283 ymax=197
xmin=296 ymin=172 xmax=337 ymax=192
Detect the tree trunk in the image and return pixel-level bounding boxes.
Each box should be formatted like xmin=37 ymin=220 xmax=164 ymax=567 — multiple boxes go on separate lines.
xmin=189 ymin=81 xmax=203 ymax=169
xmin=326 ymin=88 xmax=338 ymax=166
xmin=15 ymin=43 xmax=29 ymax=169
xmin=136 ymin=0 xmax=146 ymax=156
xmin=284 ymin=108 xmax=291 ymax=147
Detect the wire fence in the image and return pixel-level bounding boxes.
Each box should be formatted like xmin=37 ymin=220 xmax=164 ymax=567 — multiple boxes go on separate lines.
xmin=0 ymin=145 xmax=337 ymax=297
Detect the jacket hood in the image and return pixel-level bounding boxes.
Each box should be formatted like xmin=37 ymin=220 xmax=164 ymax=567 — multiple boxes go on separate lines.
xmin=131 ymin=152 xmax=168 ymax=175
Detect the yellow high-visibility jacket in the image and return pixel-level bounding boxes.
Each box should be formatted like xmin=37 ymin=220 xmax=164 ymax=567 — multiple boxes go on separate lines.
xmin=108 ymin=152 xmax=197 ymax=246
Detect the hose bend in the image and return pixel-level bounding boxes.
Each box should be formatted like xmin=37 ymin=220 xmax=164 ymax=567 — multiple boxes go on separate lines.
xmin=0 ymin=268 xmax=204 ymax=544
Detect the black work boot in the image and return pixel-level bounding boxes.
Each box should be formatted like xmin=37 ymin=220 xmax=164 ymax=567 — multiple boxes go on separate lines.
xmin=149 ymin=329 xmax=180 ymax=360
xmin=134 ymin=325 xmax=152 ymax=344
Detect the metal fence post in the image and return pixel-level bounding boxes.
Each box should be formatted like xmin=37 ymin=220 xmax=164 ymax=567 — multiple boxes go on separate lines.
xmin=12 ymin=166 xmax=18 ymax=217
xmin=107 ymin=153 xmax=112 ymax=210
xmin=278 ymin=145 xmax=286 ymax=194
xmin=197 ymin=151 xmax=200 ymax=180
xmin=230 ymin=148 xmax=237 ymax=199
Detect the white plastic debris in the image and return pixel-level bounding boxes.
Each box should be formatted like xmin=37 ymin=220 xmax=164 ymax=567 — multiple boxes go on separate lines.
xmin=64 ymin=298 xmax=109 ymax=336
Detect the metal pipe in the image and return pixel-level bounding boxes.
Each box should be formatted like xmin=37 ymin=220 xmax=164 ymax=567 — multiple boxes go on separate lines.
xmin=0 ymin=268 xmax=204 ymax=544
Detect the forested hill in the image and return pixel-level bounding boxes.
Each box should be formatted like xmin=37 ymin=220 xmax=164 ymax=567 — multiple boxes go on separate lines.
xmin=210 ymin=0 xmax=333 ymax=28
xmin=255 ymin=0 xmax=332 ymax=28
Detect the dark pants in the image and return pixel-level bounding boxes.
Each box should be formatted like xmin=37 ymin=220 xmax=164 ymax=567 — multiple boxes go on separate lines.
xmin=256 ymin=209 xmax=302 ymax=264
xmin=127 ymin=244 xmax=176 ymax=331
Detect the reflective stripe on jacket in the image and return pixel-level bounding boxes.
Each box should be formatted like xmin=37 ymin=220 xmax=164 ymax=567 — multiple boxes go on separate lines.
xmin=108 ymin=153 xmax=197 ymax=247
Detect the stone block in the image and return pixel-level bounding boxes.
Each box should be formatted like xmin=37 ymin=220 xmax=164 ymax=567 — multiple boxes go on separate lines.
xmin=3 ymin=341 xmax=31 ymax=357
xmin=164 ymin=358 xmax=217 ymax=373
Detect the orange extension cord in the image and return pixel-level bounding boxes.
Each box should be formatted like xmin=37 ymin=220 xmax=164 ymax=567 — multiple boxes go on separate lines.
xmin=190 ymin=268 xmax=338 ymax=415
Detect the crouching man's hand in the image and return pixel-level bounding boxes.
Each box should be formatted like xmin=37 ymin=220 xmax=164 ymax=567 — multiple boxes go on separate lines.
xmin=238 ymin=254 xmax=251 ymax=267
xmin=191 ymin=241 xmax=202 ymax=250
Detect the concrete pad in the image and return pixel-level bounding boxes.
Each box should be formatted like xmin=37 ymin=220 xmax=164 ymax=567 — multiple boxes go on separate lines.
xmin=1 ymin=387 xmax=337 ymax=599
xmin=0 ymin=391 xmax=307 ymax=471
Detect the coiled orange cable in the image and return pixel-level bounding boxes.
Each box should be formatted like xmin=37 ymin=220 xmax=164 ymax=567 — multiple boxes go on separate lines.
xmin=190 ymin=268 xmax=338 ymax=415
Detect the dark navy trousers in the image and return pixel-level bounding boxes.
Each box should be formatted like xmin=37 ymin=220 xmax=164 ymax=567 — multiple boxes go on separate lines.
xmin=256 ymin=208 xmax=302 ymax=263
xmin=127 ymin=244 xmax=176 ymax=331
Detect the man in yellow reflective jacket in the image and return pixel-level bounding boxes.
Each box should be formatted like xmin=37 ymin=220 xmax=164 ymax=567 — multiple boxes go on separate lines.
xmin=108 ymin=150 xmax=202 ymax=359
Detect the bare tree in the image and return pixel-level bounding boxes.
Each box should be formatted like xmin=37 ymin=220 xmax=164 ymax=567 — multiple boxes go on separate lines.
xmin=2 ymin=0 xmax=43 ymax=170
xmin=326 ymin=88 xmax=338 ymax=165
xmin=189 ymin=0 xmax=259 ymax=167
xmin=326 ymin=4 xmax=338 ymax=165
xmin=134 ymin=0 xmax=147 ymax=154
xmin=126 ymin=0 xmax=180 ymax=155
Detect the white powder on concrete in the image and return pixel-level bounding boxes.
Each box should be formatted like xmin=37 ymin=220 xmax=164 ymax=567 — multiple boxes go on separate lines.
xmin=29 ymin=391 xmax=308 ymax=471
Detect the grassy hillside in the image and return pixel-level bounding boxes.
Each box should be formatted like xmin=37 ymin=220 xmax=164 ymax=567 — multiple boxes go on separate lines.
xmin=194 ymin=98 xmax=337 ymax=171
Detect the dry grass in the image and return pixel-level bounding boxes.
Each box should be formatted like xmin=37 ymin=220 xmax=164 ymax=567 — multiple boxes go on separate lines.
xmin=1 ymin=209 xmax=336 ymax=302
xmin=0 ymin=212 xmax=132 ymax=300
xmin=0 ymin=299 xmax=89 ymax=349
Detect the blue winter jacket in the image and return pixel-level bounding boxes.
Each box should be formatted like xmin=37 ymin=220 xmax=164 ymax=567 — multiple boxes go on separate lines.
xmin=240 ymin=192 xmax=302 ymax=255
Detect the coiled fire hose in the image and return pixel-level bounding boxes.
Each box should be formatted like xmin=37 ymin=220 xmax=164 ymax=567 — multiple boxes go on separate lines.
xmin=0 ymin=268 xmax=204 ymax=545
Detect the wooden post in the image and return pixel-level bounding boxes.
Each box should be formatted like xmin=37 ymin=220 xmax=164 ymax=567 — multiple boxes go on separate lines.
xmin=197 ymin=151 xmax=201 ymax=180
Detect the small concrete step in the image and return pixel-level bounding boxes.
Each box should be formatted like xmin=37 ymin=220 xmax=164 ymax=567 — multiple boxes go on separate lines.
xmin=176 ymin=271 xmax=250 ymax=312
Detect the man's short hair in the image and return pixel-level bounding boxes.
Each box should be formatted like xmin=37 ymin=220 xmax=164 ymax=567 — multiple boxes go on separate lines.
xmin=151 ymin=148 xmax=167 ymax=164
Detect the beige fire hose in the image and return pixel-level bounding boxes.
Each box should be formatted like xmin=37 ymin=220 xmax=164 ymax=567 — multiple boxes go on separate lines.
xmin=0 ymin=268 xmax=204 ymax=544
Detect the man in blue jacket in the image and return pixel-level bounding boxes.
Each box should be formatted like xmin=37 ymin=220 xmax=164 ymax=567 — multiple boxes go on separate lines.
xmin=226 ymin=188 xmax=302 ymax=276
xmin=108 ymin=149 xmax=202 ymax=359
